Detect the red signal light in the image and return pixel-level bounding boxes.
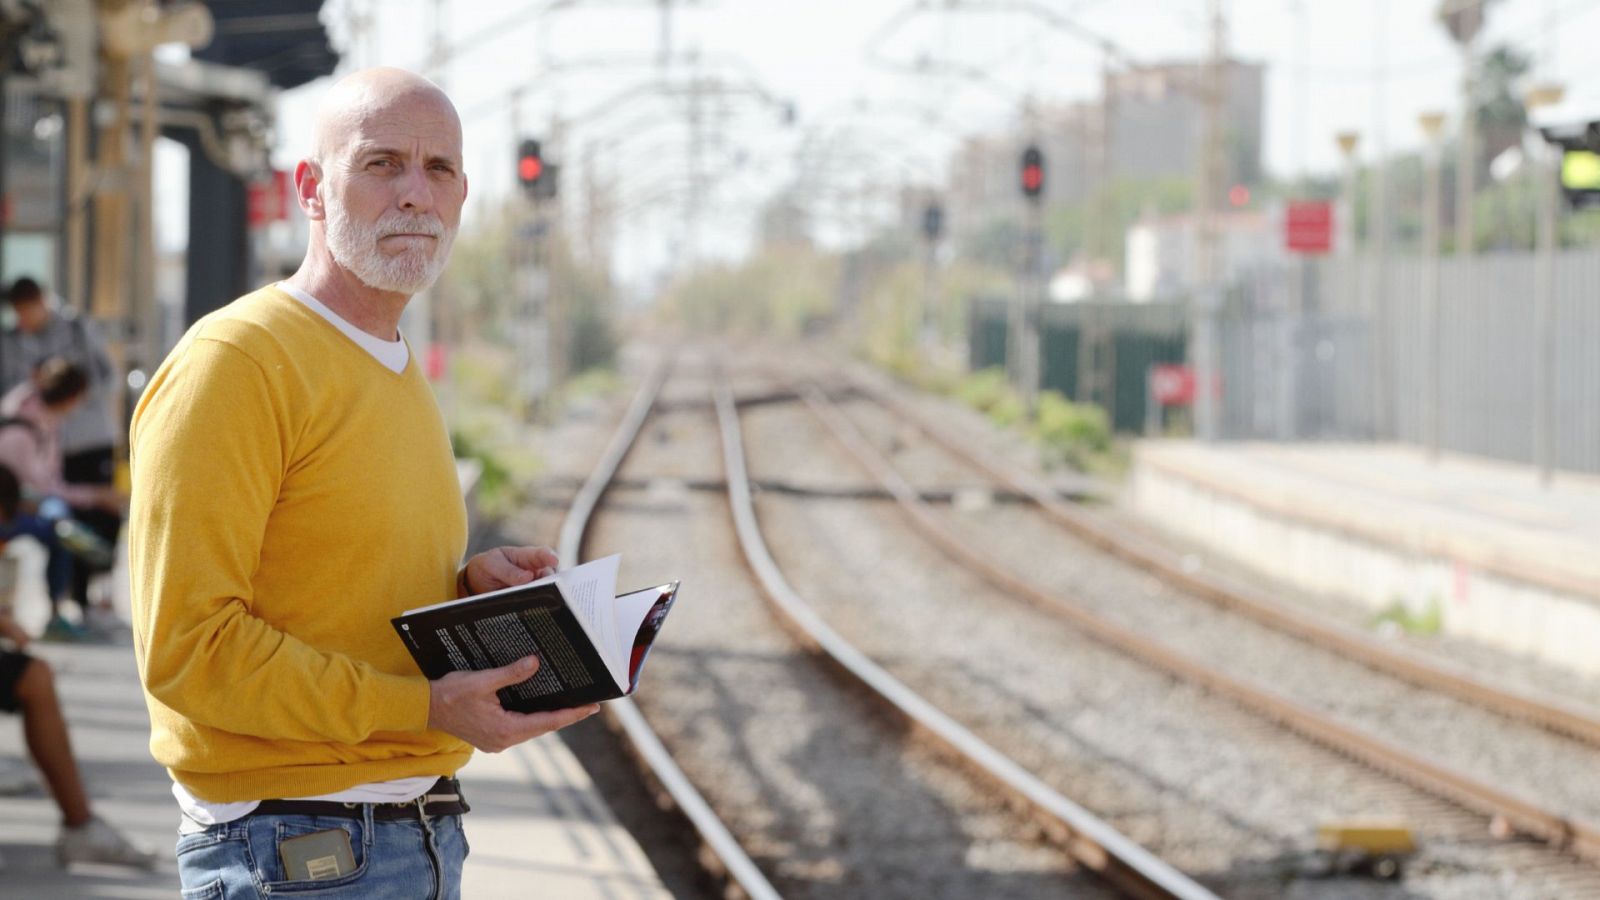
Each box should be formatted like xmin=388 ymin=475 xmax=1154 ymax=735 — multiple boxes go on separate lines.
xmin=1019 ymin=144 xmax=1045 ymax=201
xmin=516 ymin=138 xmax=544 ymax=195
xmin=519 ymin=155 xmax=543 ymax=183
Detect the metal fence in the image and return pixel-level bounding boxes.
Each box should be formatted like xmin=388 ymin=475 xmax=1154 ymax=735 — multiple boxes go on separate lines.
xmin=1222 ymin=248 xmax=1600 ymax=475
xmin=969 ymin=298 xmax=1188 ymax=433
xmin=968 ymin=247 xmax=1600 ymax=476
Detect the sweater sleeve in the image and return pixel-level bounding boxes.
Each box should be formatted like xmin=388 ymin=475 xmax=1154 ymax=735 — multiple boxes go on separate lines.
xmin=129 ymin=338 xmax=430 ymax=743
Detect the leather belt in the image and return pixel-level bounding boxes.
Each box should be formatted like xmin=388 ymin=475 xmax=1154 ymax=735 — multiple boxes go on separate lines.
xmin=250 ymin=777 xmax=470 ymax=820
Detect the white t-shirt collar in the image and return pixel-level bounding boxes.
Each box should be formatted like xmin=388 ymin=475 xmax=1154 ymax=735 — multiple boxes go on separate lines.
xmin=276 ymin=282 xmax=410 ymax=375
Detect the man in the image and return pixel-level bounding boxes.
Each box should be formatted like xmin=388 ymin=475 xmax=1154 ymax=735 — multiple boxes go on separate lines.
xmin=0 ymin=463 xmax=153 ymax=870
xmin=1 ymin=278 xmax=120 ymax=632
xmin=129 ymin=68 xmax=598 ymax=898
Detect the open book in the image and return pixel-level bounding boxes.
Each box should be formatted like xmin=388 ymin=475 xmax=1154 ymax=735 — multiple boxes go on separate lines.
xmin=391 ymin=555 xmax=679 ymax=713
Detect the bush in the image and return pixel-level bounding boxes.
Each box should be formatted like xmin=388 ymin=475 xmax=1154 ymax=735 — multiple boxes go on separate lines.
xmin=1035 ymin=390 xmax=1111 ymax=467
xmin=954 ymin=368 xmax=1015 ymax=413
xmin=1370 ymin=596 xmax=1443 ymax=636
xmin=450 ymin=429 xmax=515 ymax=515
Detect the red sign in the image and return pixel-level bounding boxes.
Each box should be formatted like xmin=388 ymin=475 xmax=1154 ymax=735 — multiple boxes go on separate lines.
xmin=1150 ymin=364 xmax=1196 ymax=407
xmin=247 ymin=170 xmax=292 ymax=227
xmin=425 ymin=343 xmax=448 ymax=381
xmin=1284 ymin=200 xmax=1333 ymax=254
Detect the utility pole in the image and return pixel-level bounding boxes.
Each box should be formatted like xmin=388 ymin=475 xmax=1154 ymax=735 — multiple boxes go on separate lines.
xmin=1419 ymin=112 xmax=1446 ymax=463
xmin=684 ymin=55 xmax=703 ymax=269
xmin=1368 ymin=0 xmax=1392 ymax=439
xmin=509 ymin=91 xmax=542 ymax=417
xmin=1095 ymin=57 xmax=1115 ymax=274
xmin=1528 ymin=82 xmax=1565 ymax=486
xmin=1014 ymin=133 xmax=1045 ymax=418
xmin=1335 ymin=131 xmax=1361 ymax=311
xmin=1439 ymin=0 xmax=1486 ymax=258
xmin=1191 ymin=0 xmax=1226 ymax=441
xmin=920 ymin=198 xmax=943 ymax=351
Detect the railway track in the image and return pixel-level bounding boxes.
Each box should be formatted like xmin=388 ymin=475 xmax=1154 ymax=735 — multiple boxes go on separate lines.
xmin=839 ymin=364 xmax=1600 ymax=749
xmin=558 ymin=355 xmax=1215 ymax=899
xmin=806 ymin=369 xmax=1600 ymax=859
xmin=714 ymin=365 xmax=1600 ymax=895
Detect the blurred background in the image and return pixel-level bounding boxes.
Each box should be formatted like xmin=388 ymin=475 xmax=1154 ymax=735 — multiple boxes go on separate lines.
xmin=3 ymin=0 xmax=1599 ymax=475
xmin=5 ymin=3 xmax=1600 ymax=896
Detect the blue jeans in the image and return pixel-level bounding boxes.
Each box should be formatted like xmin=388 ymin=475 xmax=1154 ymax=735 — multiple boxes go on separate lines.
xmin=175 ymin=806 xmax=468 ymax=899
xmin=0 ymin=513 xmax=69 ymax=607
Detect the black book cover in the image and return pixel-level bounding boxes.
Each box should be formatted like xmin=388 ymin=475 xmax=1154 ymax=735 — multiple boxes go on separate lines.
xmin=391 ymin=581 xmax=624 ymax=713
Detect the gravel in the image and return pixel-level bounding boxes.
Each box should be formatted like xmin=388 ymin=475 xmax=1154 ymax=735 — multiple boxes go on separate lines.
xmin=570 ymin=359 xmax=1115 ymax=900
xmin=732 ymin=385 xmax=1600 ymax=899
xmin=852 ymin=359 xmax=1600 ymax=725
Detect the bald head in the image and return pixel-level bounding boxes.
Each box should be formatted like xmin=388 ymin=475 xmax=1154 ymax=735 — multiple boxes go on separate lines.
xmin=293 ymin=67 xmax=468 ymax=303
xmin=311 ymin=67 xmax=461 ymax=165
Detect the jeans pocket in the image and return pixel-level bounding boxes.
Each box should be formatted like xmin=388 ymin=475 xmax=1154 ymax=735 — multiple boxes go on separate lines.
xmin=252 ymin=817 xmax=370 ymax=893
xmin=176 ymin=831 xmax=253 ymax=896
xmin=179 ymin=878 xmax=225 ymax=900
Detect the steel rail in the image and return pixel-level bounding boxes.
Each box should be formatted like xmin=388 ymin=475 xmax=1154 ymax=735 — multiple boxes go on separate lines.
xmin=796 ymin=380 xmax=1600 ymax=862
xmin=556 ymin=357 xmax=783 ymax=900
xmin=713 ymin=384 xmax=1221 ymax=900
xmin=840 ymin=368 xmax=1600 ymax=750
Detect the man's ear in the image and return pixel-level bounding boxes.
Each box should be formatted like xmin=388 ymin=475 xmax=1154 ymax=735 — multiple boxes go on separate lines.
xmin=294 ymin=159 xmax=325 ymax=221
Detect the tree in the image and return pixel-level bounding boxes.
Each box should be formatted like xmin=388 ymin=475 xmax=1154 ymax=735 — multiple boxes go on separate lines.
xmin=1475 ymin=43 xmax=1531 ymax=177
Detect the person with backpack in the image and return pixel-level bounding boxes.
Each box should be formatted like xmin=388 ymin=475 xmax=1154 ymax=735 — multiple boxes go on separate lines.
xmin=1 ymin=278 xmax=121 ymax=628
xmin=0 ymin=358 xmax=123 ymax=640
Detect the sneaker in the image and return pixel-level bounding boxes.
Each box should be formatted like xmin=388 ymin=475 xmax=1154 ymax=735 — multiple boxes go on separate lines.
xmin=41 ymin=615 xmax=88 ymax=643
xmin=56 ymin=816 xmax=157 ymax=869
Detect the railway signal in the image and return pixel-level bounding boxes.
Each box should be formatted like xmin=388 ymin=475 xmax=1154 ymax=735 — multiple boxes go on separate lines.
xmin=517 ymin=138 xmax=544 ymax=196
xmin=921 ymin=202 xmax=944 ymax=242
xmin=1020 ymin=144 xmax=1044 ymax=202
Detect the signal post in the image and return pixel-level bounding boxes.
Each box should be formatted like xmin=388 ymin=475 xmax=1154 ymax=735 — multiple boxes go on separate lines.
xmin=511 ymin=136 xmax=561 ymax=417
xmin=1014 ymin=144 xmax=1045 ymax=417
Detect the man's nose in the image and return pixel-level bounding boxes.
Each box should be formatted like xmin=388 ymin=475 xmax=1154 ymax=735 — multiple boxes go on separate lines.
xmin=395 ymin=164 xmax=434 ymax=213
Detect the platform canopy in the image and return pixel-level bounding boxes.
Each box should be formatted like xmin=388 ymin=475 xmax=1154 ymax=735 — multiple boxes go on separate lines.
xmin=192 ymin=0 xmax=338 ymax=91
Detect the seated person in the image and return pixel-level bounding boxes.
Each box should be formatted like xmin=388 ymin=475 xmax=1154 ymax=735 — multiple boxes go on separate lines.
xmin=0 ymin=463 xmax=152 ymax=869
xmin=0 ymin=358 xmax=122 ymax=640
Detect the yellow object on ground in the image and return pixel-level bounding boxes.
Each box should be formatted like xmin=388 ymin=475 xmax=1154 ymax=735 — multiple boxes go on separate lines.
xmin=1317 ymin=819 xmax=1418 ymax=855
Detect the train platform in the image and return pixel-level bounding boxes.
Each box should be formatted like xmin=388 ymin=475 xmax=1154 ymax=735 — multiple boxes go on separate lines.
xmin=1131 ymin=441 xmax=1600 ymax=678
xmin=0 ymin=544 xmax=671 ymax=897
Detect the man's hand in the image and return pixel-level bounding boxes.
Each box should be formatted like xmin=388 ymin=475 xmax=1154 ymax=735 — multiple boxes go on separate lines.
xmin=425 ymin=654 xmax=598 ymax=752
xmin=457 ymin=546 xmax=559 ymax=598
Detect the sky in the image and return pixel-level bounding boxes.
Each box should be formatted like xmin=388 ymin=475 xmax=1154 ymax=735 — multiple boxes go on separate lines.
xmin=160 ymin=0 xmax=1600 ymax=293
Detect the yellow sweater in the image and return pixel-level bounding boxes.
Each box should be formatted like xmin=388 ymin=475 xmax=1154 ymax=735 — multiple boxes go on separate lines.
xmin=129 ymin=286 xmax=470 ymax=802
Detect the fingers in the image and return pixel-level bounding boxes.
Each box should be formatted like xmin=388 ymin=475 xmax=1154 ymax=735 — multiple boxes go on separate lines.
xmin=496 ymin=546 xmax=559 ymax=577
xmin=503 ymin=704 xmax=601 ymax=745
xmin=487 ymin=654 xmax=542 ymax=689
xmin=466 ymin=546 xmax=558 ymax=592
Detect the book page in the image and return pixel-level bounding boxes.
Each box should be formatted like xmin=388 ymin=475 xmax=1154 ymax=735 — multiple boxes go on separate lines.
xmin=556 ymin=554 xmax=622 ymax=686
xmin=403 ymin=570 xmax=559 ymax=615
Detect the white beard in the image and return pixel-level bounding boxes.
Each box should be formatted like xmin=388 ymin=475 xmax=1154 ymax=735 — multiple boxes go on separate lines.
xmin=325 ymin=205 xmax=456 ymax=295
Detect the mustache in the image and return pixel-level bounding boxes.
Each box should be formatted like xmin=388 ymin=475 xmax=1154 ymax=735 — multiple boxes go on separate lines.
xmin=376 ymin=214 xmax=446 ymax=238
